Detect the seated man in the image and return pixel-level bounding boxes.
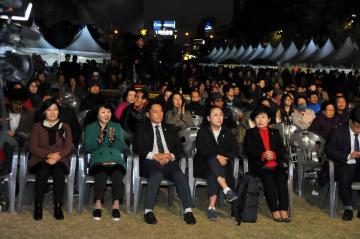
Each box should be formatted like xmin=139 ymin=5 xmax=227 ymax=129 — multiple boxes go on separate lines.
xmin=134 ymin=101 xmax=196 ymax=225
xmin=327 ymin=106 xmax=360 ymax=221
xmin=186 ymin=90 xmax=206 ymax=118
xmin=2 ymin=89 xmax=34 ymax=173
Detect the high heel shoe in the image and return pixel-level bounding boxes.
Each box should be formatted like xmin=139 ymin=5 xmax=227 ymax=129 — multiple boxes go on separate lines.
xmin=272 ymin=217 xmax=282 ymax=222
xmin=54 ymin=203 xmax=64 ymax=220
xmin=33 ymin=203 xmax=43 ymax=220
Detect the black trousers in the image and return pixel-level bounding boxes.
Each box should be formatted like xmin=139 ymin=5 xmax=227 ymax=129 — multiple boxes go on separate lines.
xmin=31 ymin=161 xmax=67 ymax=205
xmin=336 ymin=164 xmax=360 ymax=207
xmin=260 ymin=169 xmax=289 ymax=212
xmin=91 ymin=165 xmax=125 ymax=204
xmin=207 ymin=156 xmax=235 ymax=197
xmin=141 ymin=160 xmax=193 ymax=210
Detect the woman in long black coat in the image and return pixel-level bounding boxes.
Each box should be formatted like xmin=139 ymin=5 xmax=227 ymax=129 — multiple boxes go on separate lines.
xmin=194 ymin=106 xmax=238 ymax=221
xmin=244 ymin=106 xmax=290 ymax=222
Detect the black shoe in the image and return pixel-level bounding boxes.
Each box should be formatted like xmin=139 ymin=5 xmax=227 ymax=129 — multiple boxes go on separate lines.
xmin=281 ymin=217 xmax=291 ymax=223
xmin=93 ymin=209 xmax=102 ymax=220
xmin=184 ymin=212 xmax=196 ymax=225
xmin=54 ymin=204 xmax=64 ymax=220
xmin=225 ymin=190 xmax=238 ymax=203
xmin=357 ymin=210 xmax=360 ymax=219
xmin=342 ymin=209 xmax=353 ymax=221
xmin=144 ymin=211 xmax=157 ymax=224
xmin=33 ymin=203 xmax=43 ymax=220
xmin=112 ymin=209 xmax=121 ymax=221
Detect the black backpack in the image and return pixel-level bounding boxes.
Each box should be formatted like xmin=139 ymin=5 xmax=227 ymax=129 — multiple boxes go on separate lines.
xmin=231 ymin=174 xmax=261 ymax=225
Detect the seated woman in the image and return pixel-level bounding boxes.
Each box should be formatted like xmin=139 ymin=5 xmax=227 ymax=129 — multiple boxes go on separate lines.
xmin=165 ymin=92 xmax=194 ymax=130
xmin=244 ymin=106 xmax=290 ymax=223
xmin=114 ymin=87 xmax=136 ymax=121
xmin=291 ymin=95 xmax=315 ymax=130
xmin=194 ymin=106 xmax=238 ymax=221
xmin=309 ymin=102 xmax=340 ymax=139
xmin=84 ymin=103 xmax=127 ymax=221
xmin=28 ymin=98 xmax=74 ymax=220
xmin=275 ymin=94 xmax=294 ymax=124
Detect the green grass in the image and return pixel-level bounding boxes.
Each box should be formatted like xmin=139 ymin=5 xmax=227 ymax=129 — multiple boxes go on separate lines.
xmin=1 ymin=186 xmax=360 ymax=239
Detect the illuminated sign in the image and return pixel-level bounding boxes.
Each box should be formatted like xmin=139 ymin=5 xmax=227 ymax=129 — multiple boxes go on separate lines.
xmin=155 ymin=29 xmax=174 ymax=36
xmin=153 ymin=20 xmax=176 ymax=30
xmin=204 ymin=22 xmax=213 ymax=31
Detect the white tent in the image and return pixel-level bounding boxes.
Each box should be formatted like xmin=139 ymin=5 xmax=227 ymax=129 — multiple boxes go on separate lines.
xmin=231 ymin=45 xmax=245 ymax=60
xmin=267 ymin=42 xmax=285 ymax=61
xmin=258 ymin=44 xmax=273 ymax=59
xmin=215 ymin=47 xmax=230 ymax=63
xmin=210 ymin=47 xmax=224 ymax=61
xmin=207 ymin=47 xmax=218 ymax=59
xmin=19 ymin=22 xmax=60 ymax=64
xmin=308 ymin=38 xmax=335 ymax=63
xmin=222 ymin=46 xmax=238 ymax=61
xmin=321 ymin=37 xmax=358 ymax=66
xmin=291 ymin=39 xmax=317 ymax=63
xmin=62 ymin=26 xmax=110 ymax=59
xmin=277 ymin=41 xmax=298 ymax=63
xmin=237 ymin=45 xmax=253 ymax=62
xmin=247 ymin=44 xmax=264 ymax=62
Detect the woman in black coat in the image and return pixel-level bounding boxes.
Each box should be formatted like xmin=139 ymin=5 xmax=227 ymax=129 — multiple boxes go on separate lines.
xmin=244 ymin=106 xmax=290 ymax=222
xmin=194 ymin=106 xmax=238 ymax=221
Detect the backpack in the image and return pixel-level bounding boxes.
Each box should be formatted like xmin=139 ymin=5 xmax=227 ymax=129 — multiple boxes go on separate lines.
xmin=231 ymin=174 xmax=261 ymax=225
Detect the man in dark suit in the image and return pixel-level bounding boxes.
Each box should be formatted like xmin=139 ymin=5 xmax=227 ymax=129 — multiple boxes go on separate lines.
xmin=327 ymin=106 xmax=360 ymax=221
xmin=134 ymin=101 xmax=196 ymax=225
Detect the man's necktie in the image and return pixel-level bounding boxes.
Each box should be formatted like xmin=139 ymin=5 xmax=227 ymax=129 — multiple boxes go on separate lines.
xmin=155 ymin=125 xmax=165 ymax=153
xmin=355 ymin=134 xmax=360 ymax=151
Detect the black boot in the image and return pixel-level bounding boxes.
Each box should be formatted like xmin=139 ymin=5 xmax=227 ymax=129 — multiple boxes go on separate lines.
xmin=54 ymin=203 xmax=64 ymax=220
xmin=33 ymin=203 xmax=43 ymax=220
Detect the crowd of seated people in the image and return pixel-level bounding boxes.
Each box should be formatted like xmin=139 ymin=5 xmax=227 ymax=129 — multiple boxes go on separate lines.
xmin=2 ymin=56 xmax=360 ymax=224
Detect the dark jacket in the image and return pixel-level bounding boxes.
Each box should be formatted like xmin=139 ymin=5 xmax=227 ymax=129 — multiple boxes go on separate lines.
xmin=309 ymin=112 xmax=340 ymax=139
xmin=186 ymin=102 xmax=206 ymax=118
xmin=326 ymin=124 xmax=352 ymax=165
xmin=120 ymin=104 xmax=148 ymax=141
xmin=244 ymin=127 xmax=288 ymax=176
xmin=194 ymin=125 xmax=237 ymax=177
xmin=134 ymin=121 xmax=183 ymax=162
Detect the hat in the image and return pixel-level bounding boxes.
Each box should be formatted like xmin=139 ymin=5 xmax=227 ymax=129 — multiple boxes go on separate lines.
xmin=211 ymin=92 xmax=223 ymax=101
xmin=87 ymin=80 xmax=100 ymax=88
xmin=92 ymin=71 xmax=100 ymax=76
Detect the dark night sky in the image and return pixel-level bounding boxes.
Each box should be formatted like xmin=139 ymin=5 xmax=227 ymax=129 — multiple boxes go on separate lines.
xmin=144 ymin=0 xmax=233 ymax=31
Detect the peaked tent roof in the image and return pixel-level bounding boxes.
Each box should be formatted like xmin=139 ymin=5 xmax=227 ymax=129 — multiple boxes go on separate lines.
xmin=237 ymin=45 xmax=253 ymax=62
xmin=62 ymin=26 xmax=110 ymax=58
xmin=20 ymin=22 xmax=58 ymax=54
xmin=247 ymin=44 xmax=264 ymax=62
xmin=268 ymin=42 xmax=285 ymax=61
xmin=207 ymin=47 xmax=218 ymax=58
xmin=258 ymin=44 xmax=273 ymax=59
xmin=277 ymin=42 xmax=298 ymax=63
xmin=321 ymin=37 xmax=358 ymax=66
xmin=222 ymin=46 xmax=238 ymax=61
xmin=308 ymin=38 xmax=335 ymax=63
xmin=291 ymin=39 xmax=317 ymax=63
xmin=210 ymin=47 xmax=224 ymax=61
xmin=215 ymin=47 xmax=230 ymax=62
xmin=231 ymin=45 xmax=245 ymax=60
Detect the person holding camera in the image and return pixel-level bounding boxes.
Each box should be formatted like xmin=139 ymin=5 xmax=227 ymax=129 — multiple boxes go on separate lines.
xmin=84 ymin=103 xmax=127 ymax=221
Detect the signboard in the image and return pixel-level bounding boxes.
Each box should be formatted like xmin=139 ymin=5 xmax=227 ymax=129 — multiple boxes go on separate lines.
xmin=153 ymin=20 xmax=176 ymax=30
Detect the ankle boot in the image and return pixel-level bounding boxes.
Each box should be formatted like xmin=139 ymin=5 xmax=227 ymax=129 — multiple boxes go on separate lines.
xmin=33 ymin=203 xmax=43 ymax=220
xmin=54 ymin=203 xmax=64 ymax=220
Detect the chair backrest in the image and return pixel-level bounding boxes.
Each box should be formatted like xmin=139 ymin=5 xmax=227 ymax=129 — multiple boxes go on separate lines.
xmin=273 ymin=122 xmax=300 ymax=148
xmin=289 ymin=130 xmax=325 ymax=163
xmin=191 ymin=115 xmax=203 ymax=127
xmin=178 ymin=127 xmax=200 ymax=157
xmin=62 ymin=92 xmax=80 ymax=113
xmin=77 ymin=110 xmax=90 ymax=128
